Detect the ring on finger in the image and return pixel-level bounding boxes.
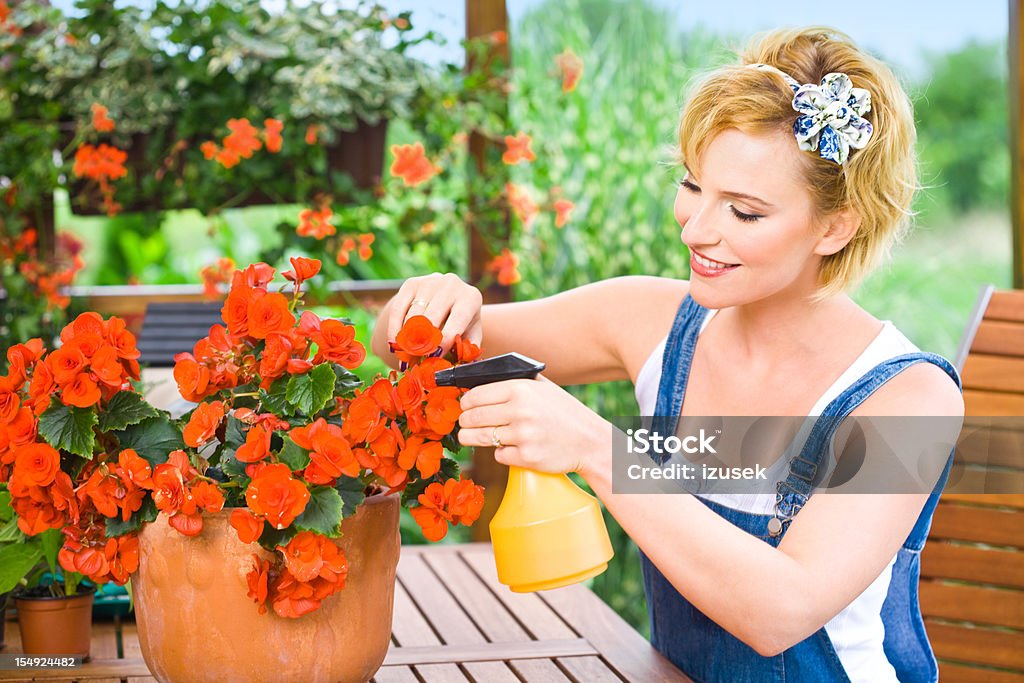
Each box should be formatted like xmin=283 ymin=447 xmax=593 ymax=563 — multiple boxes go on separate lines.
xmin=412 ymin=299 xmax=429 ymax=308
xmin=491 ymin=426 xmax=504 ymax=448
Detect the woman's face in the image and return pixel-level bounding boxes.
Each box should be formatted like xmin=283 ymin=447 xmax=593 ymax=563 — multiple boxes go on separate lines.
xmin=675 ymin=128 xmax=829 ymax=310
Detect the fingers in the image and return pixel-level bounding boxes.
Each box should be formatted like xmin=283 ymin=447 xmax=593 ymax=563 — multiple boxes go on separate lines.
xmin=387 ymin=273 xmax=482 ymax=355
xmin=464 ymin=317 xmax=484 ymax=347
xmin=458 ymin=423 xmax=518 ymax=449
xmin=458 ymin=403 xmax=515 ymax=430
xmin=459 ymin=379 xmax=526 ymax=411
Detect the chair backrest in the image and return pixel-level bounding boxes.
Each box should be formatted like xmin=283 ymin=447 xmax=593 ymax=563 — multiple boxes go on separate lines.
xmin=137 ymin=301 xmax=224 ymax=367
xmin=922 ymin=286 xmax=1024 ymax=683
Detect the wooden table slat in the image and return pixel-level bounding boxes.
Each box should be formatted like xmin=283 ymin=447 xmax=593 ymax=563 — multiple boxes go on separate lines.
xmin=557 ymin=655 xmax=626 ymax=683
xmin=391 ymin=578 xmax=445 ymax=647
xmin=372 ymin=666 xmax=421 ymax=683
xmin=508 ymin=658 xmax=574 ymax=682
xmin=459 ymin=545 xmax=579 ymax=640
xmin=420 ymin=544 xmax=535 ymax=642
xmin=383 ymin=639 xmax=594 ymax=666
xmin=396 ymin=551 xmax=487 ymax=646
xmin=461 ymin=661 xmax=522 ymax=683
xmin=412 ymin=663 xmax=471 ymax=682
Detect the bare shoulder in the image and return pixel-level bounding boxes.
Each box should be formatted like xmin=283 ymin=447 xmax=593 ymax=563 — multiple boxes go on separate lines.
xmin=852 ymin=361 xmax=964 ymax=417
xmin=597 ymin=276 xmax=691 ymax=381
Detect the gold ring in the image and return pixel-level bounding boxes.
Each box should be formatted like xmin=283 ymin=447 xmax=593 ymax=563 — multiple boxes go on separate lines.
xmin=491 ymin=427 xmax=503 ymax=448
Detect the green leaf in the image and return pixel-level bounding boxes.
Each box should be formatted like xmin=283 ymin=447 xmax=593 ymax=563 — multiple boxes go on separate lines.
xmin=294 ymin=486 xmax=343 ymax=536
xmin=0 ymin=488 xmax=12 ymax=523
xmin=115 ymin=416 xmax=185 ymax=467
xmin=332 ymin=363 xmax=363 ymax=396
xmin=224 ymin=416 xmax=247 ymax=449
xmin=38 ymin=404 xmax=97 ymax=458
xmin=105 ymin=497 xmax=158 ymax=538
xmin=98 ymin=391 xmax=159 ymax=432
xmin=0 ymin=544 xmax=43 ymax=594
xmin=278 ymin=436 xmax=311 ymax=471
xmin=260 ymin=376 xmax=292 ymax=416
xmin=286 ymin=364 xmax=335 ymax=416
xmin=220 ymin=450 xmax=250 ymax=480
xmin=334 ymin=477 xmax=365 ymax=518
xmin=439 ymin=457 xmax=461 ymax=481
xmin=442 ymin=430 xmax=462 ymax=454
xmin=258 ymin=524 xmax=296 ymax=551
xmin=40 ymin=528 xmax=62 ymax=576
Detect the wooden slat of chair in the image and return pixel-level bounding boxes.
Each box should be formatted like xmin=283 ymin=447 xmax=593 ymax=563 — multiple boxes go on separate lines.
xmin=923 ymin=285 xmax=1024 ymax=682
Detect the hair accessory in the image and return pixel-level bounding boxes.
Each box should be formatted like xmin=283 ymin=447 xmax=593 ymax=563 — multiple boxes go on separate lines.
xmin=749 ymin=64 xmax=873 ymax=165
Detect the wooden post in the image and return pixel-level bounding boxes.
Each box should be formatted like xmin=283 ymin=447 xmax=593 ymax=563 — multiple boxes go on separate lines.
xmin=466 ymin=0 xmax=511 ymax=540
xmin=1013 ymin=0 xmax=1024 ymax=288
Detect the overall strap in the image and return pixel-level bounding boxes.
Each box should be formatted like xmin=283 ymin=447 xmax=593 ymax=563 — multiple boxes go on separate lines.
xmin=650 ymin=294 xmax=708 ymax=464
xmin=772 ymin=352 xmax=962 ymax=538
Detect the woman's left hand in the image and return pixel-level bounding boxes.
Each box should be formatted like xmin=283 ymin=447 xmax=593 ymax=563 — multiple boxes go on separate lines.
xmin=456 ymin=375 xmax=609 ymax=475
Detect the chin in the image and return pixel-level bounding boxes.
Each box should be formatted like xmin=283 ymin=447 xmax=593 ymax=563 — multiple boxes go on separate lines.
xmin=687 ymin=278 xmax=743 ymax=310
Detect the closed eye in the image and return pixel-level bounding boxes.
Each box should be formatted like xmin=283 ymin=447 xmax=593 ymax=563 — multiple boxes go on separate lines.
xmin=728 ymin=204 xmax=763 ymax=223
xmin=680 ymin=178 xmax=701 ymax=193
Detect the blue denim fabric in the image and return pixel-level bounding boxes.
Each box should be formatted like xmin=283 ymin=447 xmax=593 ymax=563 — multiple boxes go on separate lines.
xmin=641 ymin=295 xmax=961 ymax=683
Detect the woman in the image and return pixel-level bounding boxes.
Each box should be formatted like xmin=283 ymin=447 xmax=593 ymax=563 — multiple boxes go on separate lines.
xmin=371 ymin=27 xmax=963 ymax=683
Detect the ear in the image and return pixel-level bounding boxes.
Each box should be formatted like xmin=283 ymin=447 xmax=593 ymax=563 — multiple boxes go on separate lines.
xmin=813 ymin=208 xmax=861 ymax=257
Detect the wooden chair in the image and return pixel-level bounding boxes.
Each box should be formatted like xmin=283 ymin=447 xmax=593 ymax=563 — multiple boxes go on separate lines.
xmin=920 ymin=286 xmax=1024 ymax=682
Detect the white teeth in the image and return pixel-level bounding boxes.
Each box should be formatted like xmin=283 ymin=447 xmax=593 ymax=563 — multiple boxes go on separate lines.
xmin=693 ymin=253 xmax=737 ymax=269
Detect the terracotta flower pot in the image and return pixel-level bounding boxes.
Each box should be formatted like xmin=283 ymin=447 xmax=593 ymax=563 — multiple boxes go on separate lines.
xmin=14 ymin=588 xmax=94 ymax=659
xmin=134 ymin=492 xmax=400 ymax=683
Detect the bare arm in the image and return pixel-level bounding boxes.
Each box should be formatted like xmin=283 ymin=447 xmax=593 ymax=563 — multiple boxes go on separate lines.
xmin=371 ymin=274 xmax=689 ymax=386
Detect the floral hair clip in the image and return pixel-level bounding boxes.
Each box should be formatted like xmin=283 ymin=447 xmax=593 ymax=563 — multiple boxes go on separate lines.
xmin=749 ymin=63 xmax=874 ymax=165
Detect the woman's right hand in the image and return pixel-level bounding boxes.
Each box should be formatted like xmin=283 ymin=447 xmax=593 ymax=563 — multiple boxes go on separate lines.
xmin=385 ymin=273 xmax=483 ymax=356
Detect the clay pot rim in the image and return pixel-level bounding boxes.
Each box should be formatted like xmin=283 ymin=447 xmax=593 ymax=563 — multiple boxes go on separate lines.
xmin=13 ymin=585 xmax=97 ymax=602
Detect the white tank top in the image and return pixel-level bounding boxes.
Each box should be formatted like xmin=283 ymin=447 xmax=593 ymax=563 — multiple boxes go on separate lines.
xmin=633 ymin=307 xmax=921 ymax=683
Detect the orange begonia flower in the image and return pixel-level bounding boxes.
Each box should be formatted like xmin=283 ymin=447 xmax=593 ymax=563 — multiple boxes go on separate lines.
xmin=246 ymin=291 xmax=296 ymax=340
xmin=223 ymin=118 xmax=262 ymax=160
xmin=183 ymin=400 xmax=225 ymax=448
xmin=486 ymin=248 xmax=522 ymax=286
xmin=555 ymin=48 xmax=584 ymax=93
xmin=296 ymin=207 xmax=335 ymax=240
xmin=389 ymin=142 xmax=440 ymax=187
xmin=305 ymin=124 xmax=320 ymax=146
xmin=393 ymin=315 xmax=442 ymax=359
xmin=282 ymin=531 xmax=326 ymax=582
xmin=13 ymin=442 xmax=60 ymax=488
xmin=312 ymin=319 xmax=365 ymax=368
xmin=282 ymin=256 xmax=321 ymax=286
xmin=236 ymin=422 xmax=274 ymax=464
xmin=247 ymin=555 xmax=272 ymax=614
xmin=453 ymin=335 xmax=482 ymax=363
xmin=200 ymin=141 xmax=219 ymax=160
xmin=231 ymin=509 xmax=265 ymax=544
xmin=554 ymin=198 xmax=575 ymax=228
xmin=91 ymin=103 xmax=115 ymax=132
xmin=72 ymin=144 xmax=127 ymax=182
xmin=263 ymin=118 xmax=284 ymax=153
xmin=0 ymin=375 xmax=21 ymax=424
xmin=62 ymin=372 xmax=101 ymax=408
xmin=246 ymin=463 xmax=310 ymax=529
xmin=502 ymin=132 xmax=536 ymax=165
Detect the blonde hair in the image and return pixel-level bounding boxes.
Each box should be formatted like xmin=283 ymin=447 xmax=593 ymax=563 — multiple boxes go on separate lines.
xmin=678 ymin=27 xmax=918 ymax=297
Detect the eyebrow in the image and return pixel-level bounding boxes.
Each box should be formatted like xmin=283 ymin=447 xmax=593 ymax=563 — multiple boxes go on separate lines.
xmin=683 ymin=170 xmax=776 ymax=210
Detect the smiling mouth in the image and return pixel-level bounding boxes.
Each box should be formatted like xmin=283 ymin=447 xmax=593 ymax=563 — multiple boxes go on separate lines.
xmin=691 ymin=250 xmax=739 ymax=269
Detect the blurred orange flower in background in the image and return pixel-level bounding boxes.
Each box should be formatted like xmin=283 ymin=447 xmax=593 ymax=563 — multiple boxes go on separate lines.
xmin=486 ymin=247 xmax=522 ymax=286
xmin=389 ymin=142 xmax=440 ymax=187
xmin=555 ymin=48 xmax=584 ymax=93
xmin=90 ymin=103 xmax=115 ymax=132
xmin=502 ymin=132 xmax=536 ymax=165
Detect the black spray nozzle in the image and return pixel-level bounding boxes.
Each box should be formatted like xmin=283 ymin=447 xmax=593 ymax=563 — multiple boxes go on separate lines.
xmin=434 ymin=352 xmax=546 ymax=389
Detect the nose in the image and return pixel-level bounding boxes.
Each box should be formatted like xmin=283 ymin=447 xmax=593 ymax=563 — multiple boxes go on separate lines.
xmin=676 ymin=193 xmax=719 ymax=248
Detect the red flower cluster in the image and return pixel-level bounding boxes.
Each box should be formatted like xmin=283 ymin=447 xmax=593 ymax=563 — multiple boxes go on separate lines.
xmin=174 ymin=261 xmax=365 ymax=401
xmin=296 ymin=205 xmax=335 ymax=240
xmin=91 ymin=103 xmax=115 ymax=132
xmin=2 ymin=228 xmax=85 ymax=310
xmin=410 ymin=477 xmax=485 ymax=542
xmin=201 ymin=118 xmax=282 ymax=169
xmin=246 ymin=531 xmax=348 ymax=618
xmin=199 ymin=257 xmax=235 ymax=299
xmin=335 ymin=233 xmax=374 ymax=266
xmin=389 ymin=142 xmax=440 ymax=187
xmin=0 ymin=316 xmax=154 ymax=587
xmin=72 ymin=143 xmax=128 ymax=216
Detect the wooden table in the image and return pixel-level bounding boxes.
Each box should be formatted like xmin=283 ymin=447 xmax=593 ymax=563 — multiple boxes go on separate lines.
xmin=0 ymin=543 xmax=690 ymax=682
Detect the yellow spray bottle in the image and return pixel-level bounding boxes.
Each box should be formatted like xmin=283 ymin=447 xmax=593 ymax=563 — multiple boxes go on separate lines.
xmin=435 ymin=353 xmax=614 ymax=592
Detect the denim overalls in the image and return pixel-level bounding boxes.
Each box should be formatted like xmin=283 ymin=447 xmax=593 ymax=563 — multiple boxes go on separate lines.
xmin=641 ymin=295 xmax=961 ymax=683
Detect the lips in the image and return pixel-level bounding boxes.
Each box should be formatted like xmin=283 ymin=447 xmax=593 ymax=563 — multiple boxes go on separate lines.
xmin=689 ymin=249 xmax=740 ymax=278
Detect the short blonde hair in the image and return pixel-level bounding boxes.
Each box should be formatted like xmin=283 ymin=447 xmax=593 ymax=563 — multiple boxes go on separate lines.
xmin=678 ymin=27 xmax=918 ymax=296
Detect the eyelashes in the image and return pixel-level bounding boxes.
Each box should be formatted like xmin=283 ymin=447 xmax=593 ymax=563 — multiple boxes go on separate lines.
xmin=678 ymin=178 xmax=764 ymax=223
